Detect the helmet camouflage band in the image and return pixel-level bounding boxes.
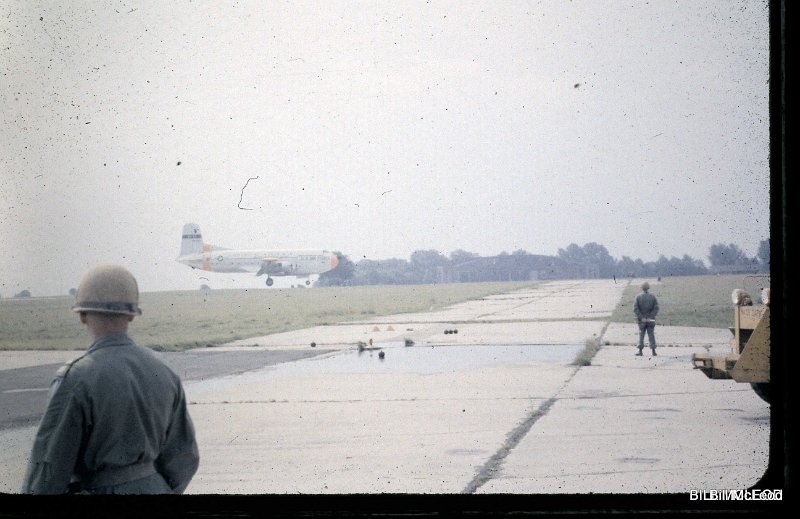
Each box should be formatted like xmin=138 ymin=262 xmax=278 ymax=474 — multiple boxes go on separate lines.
xmin=72 ymin=264 xmax=142 ymax=316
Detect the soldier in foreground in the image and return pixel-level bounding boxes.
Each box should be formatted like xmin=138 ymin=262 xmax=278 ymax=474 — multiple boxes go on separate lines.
xmin=634 ymin=281 xmax=660 ymax=356
xmin=22 ymin=265 xmax=199 ymax=494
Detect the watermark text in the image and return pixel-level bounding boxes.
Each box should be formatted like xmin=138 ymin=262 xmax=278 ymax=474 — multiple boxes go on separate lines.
xmin=689 ymin=489 xmax=782 ymax=501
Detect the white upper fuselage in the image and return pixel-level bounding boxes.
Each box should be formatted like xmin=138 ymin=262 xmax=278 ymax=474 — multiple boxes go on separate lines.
xmin=177 ymin=249 xmax=337 ymax=275
xmin=176 ymin=223 xmax=339 ymax=279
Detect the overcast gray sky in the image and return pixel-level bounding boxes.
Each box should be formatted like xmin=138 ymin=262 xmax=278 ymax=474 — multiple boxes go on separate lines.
xmin=1 ymin=1 xmax=770 ymax=296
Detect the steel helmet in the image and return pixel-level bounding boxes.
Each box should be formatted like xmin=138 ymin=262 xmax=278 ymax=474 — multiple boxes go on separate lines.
xmin=640 ymin=281 xmax=650 ymax=291
xmin=72 ymin=264 xmax=142 ymax=316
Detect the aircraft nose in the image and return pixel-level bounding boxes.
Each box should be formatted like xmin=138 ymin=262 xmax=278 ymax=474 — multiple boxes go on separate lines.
xmin=330 ymin=254 xmax=339 ymax=269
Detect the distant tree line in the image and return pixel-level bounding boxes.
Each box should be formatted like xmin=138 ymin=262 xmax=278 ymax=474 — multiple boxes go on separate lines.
xmin=316 ymin=239 xmax=769 ymax=287
xmin=8 ymin=290 xmax=33 ymax=298
xmin=1 ymin=239 xmax=773 ymax=295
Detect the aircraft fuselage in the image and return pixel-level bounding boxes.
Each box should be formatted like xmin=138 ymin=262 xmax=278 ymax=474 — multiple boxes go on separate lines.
xmin=176 ymin=223 xmax=339 ymax=286
xmin=177 ymin=249 xmax=337 ymax=276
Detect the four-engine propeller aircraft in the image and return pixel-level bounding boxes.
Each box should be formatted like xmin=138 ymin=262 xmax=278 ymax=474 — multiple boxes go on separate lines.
xmin=177 ymin=223 xmax=338 ymax=286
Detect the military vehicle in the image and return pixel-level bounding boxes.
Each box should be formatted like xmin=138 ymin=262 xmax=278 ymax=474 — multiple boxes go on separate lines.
xmin=691 ymin=282 xmax=770 ymax=403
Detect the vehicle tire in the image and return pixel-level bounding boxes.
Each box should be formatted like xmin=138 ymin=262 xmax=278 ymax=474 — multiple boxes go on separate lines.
xmin=266 ymin=277 xmax=274 ymax=287
xmin=750 ymin=382 xmax=770 ymax=404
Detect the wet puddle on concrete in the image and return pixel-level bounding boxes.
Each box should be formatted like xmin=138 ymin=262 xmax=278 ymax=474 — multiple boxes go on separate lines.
xmin=271 ymin=343 xmax=583 ymax=375
xmin=186 ymin=343 xmax=584 ymax=396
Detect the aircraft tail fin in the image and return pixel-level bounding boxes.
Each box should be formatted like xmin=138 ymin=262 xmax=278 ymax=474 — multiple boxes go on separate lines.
xmin=180 ymin=223 xmax=204 ymax=256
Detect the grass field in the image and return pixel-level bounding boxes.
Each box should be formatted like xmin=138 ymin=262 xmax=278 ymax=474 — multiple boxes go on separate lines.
xmin=1 ymin=275 xmax=768 ymax=352
xmin=609 ymin=274 xmax=770 ymax=328
xmin=0 ymin=281 xmax=537 ymax=351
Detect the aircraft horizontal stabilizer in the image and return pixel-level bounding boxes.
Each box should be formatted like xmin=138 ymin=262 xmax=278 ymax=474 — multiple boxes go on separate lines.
xmin=204 ymin=244 xmax=231 ymax=252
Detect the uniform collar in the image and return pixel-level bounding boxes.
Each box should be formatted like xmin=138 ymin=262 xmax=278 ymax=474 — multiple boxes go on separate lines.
xmin=87 ymin=332 xmax=133 ymax=353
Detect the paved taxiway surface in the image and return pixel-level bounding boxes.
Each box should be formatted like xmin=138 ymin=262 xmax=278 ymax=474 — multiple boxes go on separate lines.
xmin=0 ymin=350 xmax=330 ymax=431
xmin=0 ymin=279 xmax=769 ymax=494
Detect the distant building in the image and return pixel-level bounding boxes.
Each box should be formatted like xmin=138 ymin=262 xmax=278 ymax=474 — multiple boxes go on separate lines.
xmin=437 ymin=254 xmax=598 ymax=283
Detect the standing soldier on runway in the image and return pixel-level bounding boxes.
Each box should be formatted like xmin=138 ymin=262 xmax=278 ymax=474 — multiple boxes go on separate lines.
xmin=634 ymin=281 xmax=660 ymax=356
xmin=22 ymin=265 xmax=199 ymax=494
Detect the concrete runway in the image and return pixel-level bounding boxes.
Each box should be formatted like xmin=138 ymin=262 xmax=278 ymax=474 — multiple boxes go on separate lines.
xmin=0 ymin=279 xmax=770 ymax=495
xmin=0 ymin=350 xmax=331 ymax=431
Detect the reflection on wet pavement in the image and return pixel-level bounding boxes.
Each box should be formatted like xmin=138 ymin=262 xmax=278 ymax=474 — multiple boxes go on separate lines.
xmin=271 ymin=343 xmax=583 ymax=375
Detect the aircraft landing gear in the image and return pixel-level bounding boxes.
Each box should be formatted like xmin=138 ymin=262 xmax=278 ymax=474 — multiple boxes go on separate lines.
xmin=265 ymin=277 xmax=274 ymax=287
xmin=305 ymin=279 xmax=311 ymax=286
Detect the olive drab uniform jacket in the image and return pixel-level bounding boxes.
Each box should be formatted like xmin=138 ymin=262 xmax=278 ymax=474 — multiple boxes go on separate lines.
xmin=634 ymin=291 xmax=659 ymax=322
xmin=22 ymin=332 xmax=199 ymax=494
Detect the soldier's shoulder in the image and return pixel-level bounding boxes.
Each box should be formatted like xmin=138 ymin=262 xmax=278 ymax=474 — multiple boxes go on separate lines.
xmin=49 ymin=353 xmax=89 ymax=396
xmin=56 ymin=353 xmax=91 ymax=378
xmin=135 ymin=345 xmax=180 ymax=376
